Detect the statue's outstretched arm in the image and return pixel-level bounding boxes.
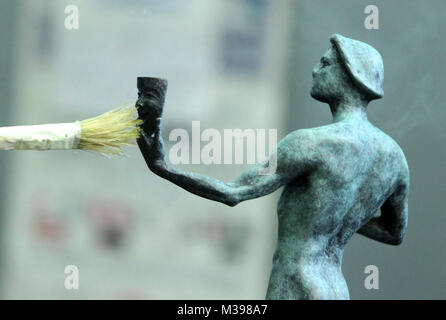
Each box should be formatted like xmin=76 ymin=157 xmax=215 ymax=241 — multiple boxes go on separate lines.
xmin=138 ymin=129 xmax=310 ymax=207
xmin=357 ymin=181 xmax=409 ymax=245
xmin=136 ymin=77 xmax=315 ymax=207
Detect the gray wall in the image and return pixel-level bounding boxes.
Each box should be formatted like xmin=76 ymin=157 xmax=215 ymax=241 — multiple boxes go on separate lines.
xmin=287 ymin=0 xmax=446 ymax=299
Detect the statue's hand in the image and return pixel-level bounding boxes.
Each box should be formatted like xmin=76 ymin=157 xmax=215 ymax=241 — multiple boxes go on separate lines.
xmin=136 ymin=94 xmax=164 ymax=135
xmin=137 ymin=130 xmax=166 ymax=170
xmin=136 ymin=94 xmax=166 ymax=167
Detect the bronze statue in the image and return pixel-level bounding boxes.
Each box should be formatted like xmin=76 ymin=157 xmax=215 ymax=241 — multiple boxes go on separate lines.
xmin=136 ymin=34 xmax=409 ymax=300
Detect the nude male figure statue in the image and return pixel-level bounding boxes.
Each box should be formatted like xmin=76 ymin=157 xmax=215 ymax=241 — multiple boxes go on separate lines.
xmin=136 ymin=34 xmax=409 ymax=300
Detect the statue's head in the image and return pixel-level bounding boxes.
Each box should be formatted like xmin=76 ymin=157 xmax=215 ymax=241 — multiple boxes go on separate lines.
xmin=137 ymin=77 xmax=168 ymax=106
xmin=311 ymin=34 xmax=384 ymax=105
xmin=136 ymin=77 xmax=168 ymax=132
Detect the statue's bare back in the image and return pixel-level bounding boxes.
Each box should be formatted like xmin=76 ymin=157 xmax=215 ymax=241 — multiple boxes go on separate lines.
xmin=266 ymin=118 xmax=409 ymax=299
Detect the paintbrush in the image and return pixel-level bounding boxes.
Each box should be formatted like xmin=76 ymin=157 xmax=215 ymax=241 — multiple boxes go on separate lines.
xmin=0 ymin=105 xmax=142 ymax=156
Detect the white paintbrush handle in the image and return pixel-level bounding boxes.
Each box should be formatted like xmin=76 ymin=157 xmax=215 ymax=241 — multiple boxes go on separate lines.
xmin=0 ymin=121 xmax=82 ymax=150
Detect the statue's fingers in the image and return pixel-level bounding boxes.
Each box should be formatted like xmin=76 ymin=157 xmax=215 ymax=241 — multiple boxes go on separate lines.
xmin=140 ymin=131 xmax=152 ymax=143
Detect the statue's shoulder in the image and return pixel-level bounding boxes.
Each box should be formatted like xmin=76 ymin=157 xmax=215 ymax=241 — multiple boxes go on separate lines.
xmin=368 ymin=125 xmax=410 ymax=180
xmin=371 ymin=125 xmax=407 ymax=156
xmin=284 ymin=126 xmax=340 ymax=147
xmin=284 ymin=127 xmax=328 ymax=139
xmin=280 ymin=129 xmax=320 ymax=146
xmin=278 ymin=129 xmax=326 ymax=161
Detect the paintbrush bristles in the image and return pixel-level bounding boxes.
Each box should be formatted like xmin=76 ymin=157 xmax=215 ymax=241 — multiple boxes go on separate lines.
xmin=78 ymin=106 xmax=142 ymax=156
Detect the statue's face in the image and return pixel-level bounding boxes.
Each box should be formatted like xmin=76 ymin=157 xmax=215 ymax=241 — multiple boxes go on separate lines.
xmin=136 ymin=90 xmax=164 ymax=122
xmin=311 ymin=47 xmax=348 ymax=103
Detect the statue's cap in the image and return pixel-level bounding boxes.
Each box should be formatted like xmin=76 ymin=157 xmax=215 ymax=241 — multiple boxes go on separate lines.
xmin=330 ymin=34 xmax=384 ymax=100
xmin=137 ymin=77 xmax=168 ymax=102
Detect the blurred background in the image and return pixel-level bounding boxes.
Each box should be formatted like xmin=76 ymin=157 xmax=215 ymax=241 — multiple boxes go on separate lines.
xmin=0 ymin=0 xmax=445 ymax=299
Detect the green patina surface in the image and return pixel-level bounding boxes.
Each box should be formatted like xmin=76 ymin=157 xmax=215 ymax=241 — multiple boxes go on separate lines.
xmin=136 ymin=34 xmax=409 ymax=300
